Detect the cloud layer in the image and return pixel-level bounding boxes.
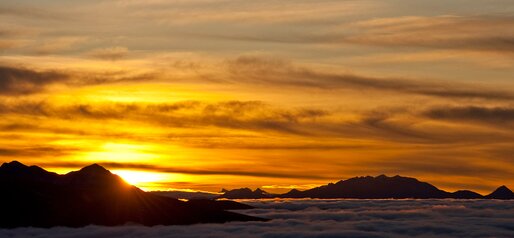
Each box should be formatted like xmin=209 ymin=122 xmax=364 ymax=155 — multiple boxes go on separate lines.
xmin=0 ymin=66 xmax=67 ymax=95
xmin=1 ymin=199 xmax=513 ymax=238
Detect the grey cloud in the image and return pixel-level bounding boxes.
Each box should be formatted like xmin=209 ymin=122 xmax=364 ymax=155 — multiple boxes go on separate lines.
xmin=187 ymin=31 xmax=346 ymax=45
xmin=0 ymin=100 xmax=329 ymax=136
xmin=0 ymin=65 xmax=155 ymax=95
xmin=2 ymin=57 xmax=513 ymax=101
xmin=0 ymin=199 xmax=513 ymax=238
xmin=200 ymin=15 xmax=514 ymax=53
xmin=425 ymin=106 xmax=514 ymax=125
xmin=347 ymin=16 xmax=514 ymax=53
xmin=225 ymin=56 xmax=514 ymax=101
xmin=87 ymin=47 xmax=129 ymax=61
xmin=0 ymin=6 xmax=67 ymax=20
xmin=0 ymin=66 xmax=67 ymax=95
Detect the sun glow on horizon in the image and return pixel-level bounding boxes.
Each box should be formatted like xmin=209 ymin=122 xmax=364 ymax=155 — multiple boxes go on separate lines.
xmin=77 ymin=142 xmax=162 ymax=163
xmin=112 ymin=170 xmax=182 ymax=190
xmin=0 ymin=0 xmax=513 ymax=195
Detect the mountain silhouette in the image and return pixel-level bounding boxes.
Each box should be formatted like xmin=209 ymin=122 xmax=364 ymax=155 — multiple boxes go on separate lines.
xmin=151 ymin=190 xmax=219 ymax=200
xmin=0 ymin=161 xmax=265 ymax=228
xmin=450 ymin=190 xmax=484 ymax=199
xmin=221 ymin=175 xmax=513 ymax=200
xmin=281 ymin=175 xmax=451 ymax=199
xmin=219 ymin=187 xmax=276 ymax=199
xmin=485 ymin=185 xmax=514 ymax=199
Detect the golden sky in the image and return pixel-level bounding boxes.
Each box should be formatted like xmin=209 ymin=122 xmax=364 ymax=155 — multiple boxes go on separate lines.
xmin=1 ymin=0 xmax=514 ymax=193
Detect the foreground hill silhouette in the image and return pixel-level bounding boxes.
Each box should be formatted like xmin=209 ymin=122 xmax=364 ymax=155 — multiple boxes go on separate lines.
xmin=0 ymin=161 xmax=264 ymax=228
xmin=219 ymin=175 xmax=514 ymax=199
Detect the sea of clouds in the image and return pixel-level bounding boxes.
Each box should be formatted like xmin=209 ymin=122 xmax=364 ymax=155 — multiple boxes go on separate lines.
xmin=1 ymin=199 xmax=513 ymax=238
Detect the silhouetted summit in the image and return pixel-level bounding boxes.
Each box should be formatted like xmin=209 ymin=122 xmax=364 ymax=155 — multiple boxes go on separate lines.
xmin=451 ymin=190 xmax=483 ymax=199
xmin=0 ymin=160 xmax=49 ymax=175
xmin=219 ymin=187 xmax=276 ymax=199
xmin=0 ymin=160 xmax=26 ymax=170
xmin=0 ymin=161 xmax=264 ymax=228
xmin=221 ymin=175 xmax=513 ymax=200
xmin=77 ymin=163 xmax=110 ymax=174
xmin=486 ymin=185 xmax=514 ymax=199
xmin=282 ymin=175 xmax=450 ymax=199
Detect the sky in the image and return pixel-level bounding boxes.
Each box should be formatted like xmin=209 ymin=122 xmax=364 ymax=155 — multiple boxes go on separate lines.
xmin=0 ymin=0 xmax=513 ymax=193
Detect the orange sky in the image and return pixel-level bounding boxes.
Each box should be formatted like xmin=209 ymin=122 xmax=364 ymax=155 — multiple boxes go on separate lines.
xmin=1 ymin=0 xmax=513 ymax=194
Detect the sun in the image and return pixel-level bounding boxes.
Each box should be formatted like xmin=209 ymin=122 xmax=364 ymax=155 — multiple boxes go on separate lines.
xmin=112 ymin=170 xmax=165 ymax=187
xmin=111 ymin=169 xmax=187 ymax=191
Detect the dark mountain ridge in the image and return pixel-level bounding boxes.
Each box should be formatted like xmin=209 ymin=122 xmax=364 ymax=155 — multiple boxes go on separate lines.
xmin=219 ymin=187 xmax=277 ymax=199
xmin=485 ymin=185 xmax=514 ymax=199
xmin=220 ymin=174 xmax=513 ymax=200
xmin=0 ymin=161 xmax=265 ymax=228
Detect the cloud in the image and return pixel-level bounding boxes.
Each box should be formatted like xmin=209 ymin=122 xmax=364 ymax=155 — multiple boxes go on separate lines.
xmin=0 ymin=65 xmax=155 ymax=95
xmin=364 ymin=155 xmax=514 ymax=182
xmin=0 ymin=40 xmax=20 ymax=51
xmin=224 ymin=56 xmax=514 ymax=101
xmin=347 ymin=16 xmax=514 ymax=53
xmin=116 ymin=0 xmax=368 ymax=24
xmin=0 ymin=100 xmax=330 ymax=136
xmin=181 ymin=15 xmax=514 ymax=55
xmin=196 ymin=15 xmax=514 ymax=54
xmin=0 ymin=65 xmax=68 ymax=95
xmin=87 ymin=47 xmax=130 ymax=61
xmin=424 ymin=106 xmax=514 ymax=125
xmin=2 ymin=56 xmax=513 ymax=101
xmin=33 ymin=37 xmax=87 ymax=55
xmin=0 ymin=6 xmax=67 ymax=20
xmin=0 ymin=146 xmax=77 ymax=157
xmin=36 ymin=161 xmax=330 ymax=180
xmin=2 ymin=99 xmax=513 ymax=146
xmin=0 ymin=199 xmax=512 ymax=238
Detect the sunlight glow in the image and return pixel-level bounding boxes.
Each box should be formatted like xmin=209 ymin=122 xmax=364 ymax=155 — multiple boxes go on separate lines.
xmin=112 ymin=170 xmax=165 ymax=186
xmin=81 ymin=142 xmax=159 ymax=162
xmin=111 ymin=170 xmax=190 ymax=191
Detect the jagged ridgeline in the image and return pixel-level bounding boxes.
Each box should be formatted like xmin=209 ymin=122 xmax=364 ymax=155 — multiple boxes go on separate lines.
xmin=0 ymin=161 xmax=265 ymax=228
xmin=218 ymin=175 xmax=514 ymax=199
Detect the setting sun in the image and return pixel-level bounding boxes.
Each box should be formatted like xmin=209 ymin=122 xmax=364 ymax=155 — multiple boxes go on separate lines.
xmin=0 ymin=0 xmax=513 ymax=236
xmin=112 ymin=170 xmax=165 ymax=188
xmin=110 ymin=169 xmax=190 ymax=191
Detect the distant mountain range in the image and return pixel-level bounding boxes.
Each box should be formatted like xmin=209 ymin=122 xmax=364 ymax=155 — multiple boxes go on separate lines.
xmin=218 ymin=175 xmax=514 ymax=200
xmin=151 ymin=190 xmax=219 ymax=200
xmin=3 ymin=160 xmax=511 ymax=228
xmin=0 ymin=161 xmax=264 ymax=228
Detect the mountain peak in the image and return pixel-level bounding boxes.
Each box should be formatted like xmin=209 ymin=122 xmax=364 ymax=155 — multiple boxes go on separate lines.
xmin=0 ymin=162 xmax=263 ymax=227
xmin=492 ymin=185 xmax=511 ymax=193
xmin=498 ymin=185 xmax=509 ymax=190
xmin=0 ymin=160 xmax=28 ymax=170
xmin=486 ymin=185 xmax=514 ymax=199
xmin=285 ymin=174 xmax=449 ymax=199
xmin=79 ymin=163 xmax=110 ymax=174
xmin=219 ymin=187 xmax=275 ymax=199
